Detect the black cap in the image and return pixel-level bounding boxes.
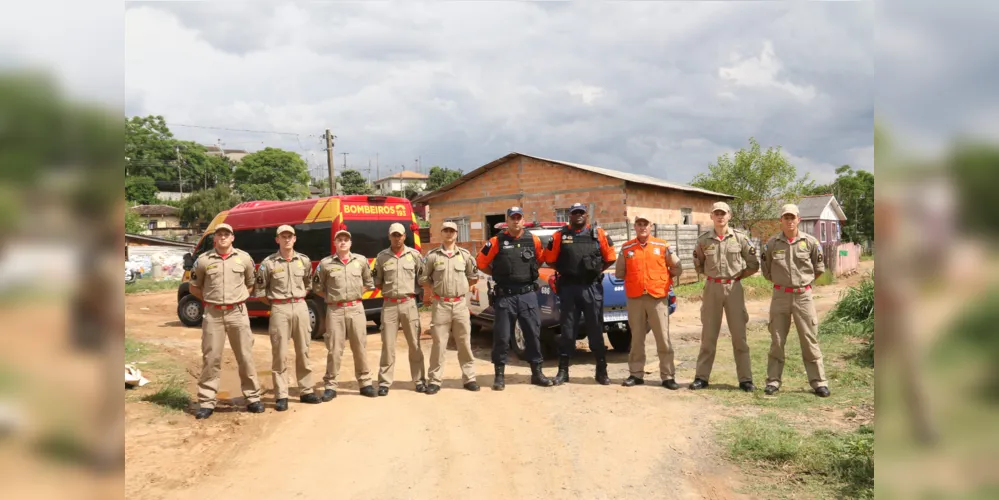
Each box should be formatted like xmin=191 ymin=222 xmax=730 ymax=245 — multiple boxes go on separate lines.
xmin=569 ymin=203 xmax=587 ymax=214
xmin=507 ymin=206 xmax=524 ymax=217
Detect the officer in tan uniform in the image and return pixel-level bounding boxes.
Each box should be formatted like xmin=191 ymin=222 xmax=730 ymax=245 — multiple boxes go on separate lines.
xmin=760 ymin=204 xmax=830 ymax=397
xmin=313 ymin=229 xmax=377 ymax=399
xmin=189 ymin=223 xmax=263 ymax=419
xmin=419 ymin=221 xmax=479 ymax=394
xmin=373 ymin=222 xmax=427 ymax=396
xmin=691 ymin=201 xmax=760 ymax=392
xmin=254 ymin=225 xmax=321 ymax=410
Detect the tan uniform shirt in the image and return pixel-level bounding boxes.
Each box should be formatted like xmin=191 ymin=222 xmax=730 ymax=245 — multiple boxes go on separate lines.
xmin=372 ymin=246 xmax=424 ymax=299
xmin=692 ymin=227 xmax=760 ymax=279
xmin=419 ymin=245 xmax=476 ymax=298
xmin=254 ymin=251 xmax=312 ymax=300
xmin=192 ymin=248 xmax=256 ymax=304
xmin=313 ymin=252 xmax=374 ymax=303
xmin=761 ymin=232 xmax=825 ymax=288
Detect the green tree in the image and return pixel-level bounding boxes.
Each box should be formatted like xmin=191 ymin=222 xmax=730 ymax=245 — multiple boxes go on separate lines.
xmin=424 ymin=166 xmax=463 ymax=191
xmin=388 ymin=187 xmax=420 ymax=200
xmin=125 ymin=115 xmax=228 ymax=192
xmin=337 ymin=169 xmax=373 ymax=195
xmin=827 ymin=165 xmax=874 ymax=243
xmin=125 ymin=175 xmax=159 ymax=205
xmin=690 ymin=137 xmax=814 ymax=235
xmin=233 ymin=147 xmax=310 ymax=200
xmin=179 ymin=186 xmax=242 ymax=227
xmin=125 ymin=205 xmax=145 ymax=234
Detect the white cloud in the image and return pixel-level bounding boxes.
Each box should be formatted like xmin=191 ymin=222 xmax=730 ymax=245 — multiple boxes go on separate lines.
xmin=719 ymin=41 xmax=818 ymax=103
xmin=124 ymin=2 xmax=873 ymax=184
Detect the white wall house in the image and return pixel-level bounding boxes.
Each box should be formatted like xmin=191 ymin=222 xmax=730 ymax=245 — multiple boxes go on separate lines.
xmin=373 ymin=170 xmax=429 ymax=194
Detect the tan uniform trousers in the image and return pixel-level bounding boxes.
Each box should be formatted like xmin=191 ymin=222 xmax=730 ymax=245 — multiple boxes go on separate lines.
xmin=323 ymin=302 xmax=373 ymax=390
xmin=626 ymin=294 xmax=676 ymax=380
xmin=378 ymin=299 xmax=426 ymax=387
xmin=268 ymin=301 xmax=314 ymax=399
xmin=198 ymin=304 xmax=261 ymax=408
xmin=428 ymin=299 xmax=476 ymax=386
xmin=695 ymin=280 xmax=753 ymax=383
xmin=766 ymin=289 xmax=828 ymax=389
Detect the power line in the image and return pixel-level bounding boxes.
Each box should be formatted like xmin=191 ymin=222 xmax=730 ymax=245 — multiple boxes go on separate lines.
xmin=167 ymin=122 xmax=316 ymax=137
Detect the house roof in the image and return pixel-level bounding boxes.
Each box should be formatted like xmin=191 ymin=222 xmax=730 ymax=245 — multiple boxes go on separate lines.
xmin=130 ymin=204 xmax=179 ymax=216
xmin=413 ymin=152 xmax=733 ymax=202
xmin=125 ymin=233 xmax=193 ymax=248
xmin=374 ymin=170 xmax=429 ymax=183
xmin=204 ymin=145 xmax=248 ymax=155
xmin=796 ymin=194 xmax=847 ymax=221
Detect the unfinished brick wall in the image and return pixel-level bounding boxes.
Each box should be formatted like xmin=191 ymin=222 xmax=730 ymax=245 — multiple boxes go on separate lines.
xmin=624 ymin=184 xmax=723 ymax=226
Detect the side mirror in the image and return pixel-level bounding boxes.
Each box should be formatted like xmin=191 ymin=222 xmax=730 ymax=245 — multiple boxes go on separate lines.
xmin=183 ymin=253 xmax=194 ymax=271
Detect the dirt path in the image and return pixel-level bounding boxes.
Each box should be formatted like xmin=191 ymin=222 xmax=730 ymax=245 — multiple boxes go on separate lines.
xmin=125 ymin=262 xmax=871 ymax=500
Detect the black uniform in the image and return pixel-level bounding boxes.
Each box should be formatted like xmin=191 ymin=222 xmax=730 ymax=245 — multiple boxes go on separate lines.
xmin=484 ymin=230 xmax=544 ymax=365
xmin=550 ymin=226 xmax=610 ymax=358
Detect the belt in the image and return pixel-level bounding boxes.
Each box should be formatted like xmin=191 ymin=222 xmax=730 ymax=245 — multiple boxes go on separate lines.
xmin=331 ymin=300 xmax=362 ymax=307
xmin=495 ymin=283 xmax=537 ymax=296
xmin=205 ymin=302 xmax=243 ymax=310
xmin=774 ymin=284 xmax=811 ymax=293
xmin=434 ymin=295 xmax=463 ymax=302
xmin=385 ymin=295 xmax=415 ymax=303
xmin=707 ymin=276 xmax=741 ymax=284
xmin=271 ymin=297 xmax=304 ymax=304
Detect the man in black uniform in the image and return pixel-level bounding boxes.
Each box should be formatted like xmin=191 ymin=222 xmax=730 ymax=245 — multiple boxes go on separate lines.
xmin=544 ymin=203 xmax=617 ymax=385
xmin=476 ymin=206 xmax=554 ymax=390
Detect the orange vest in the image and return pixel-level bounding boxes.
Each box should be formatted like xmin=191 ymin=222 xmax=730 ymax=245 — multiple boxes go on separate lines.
xmin=620 ymin=237 xmax=672 ymax=299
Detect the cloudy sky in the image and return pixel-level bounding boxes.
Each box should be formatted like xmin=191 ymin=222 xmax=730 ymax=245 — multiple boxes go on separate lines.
xmin=123 ymin=1 xmax=874 ymax=185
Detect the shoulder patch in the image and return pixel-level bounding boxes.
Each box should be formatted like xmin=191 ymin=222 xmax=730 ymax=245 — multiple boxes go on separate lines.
xmin=480 ymin=240 xmax=492 ymax=255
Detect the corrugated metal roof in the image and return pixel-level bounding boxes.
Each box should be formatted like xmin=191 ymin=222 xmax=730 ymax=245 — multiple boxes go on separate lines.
xmin=796 ymin=194 xmax=847 ymax=220
xmin=413 ymin=152 xmax=733 ymax=202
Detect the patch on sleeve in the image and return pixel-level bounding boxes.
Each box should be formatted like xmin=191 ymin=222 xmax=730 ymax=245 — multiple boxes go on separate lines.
xmin=818 ymin=252 xmax=824 ymax=261
xmin=604 ymin=233 xmax=614 ymax=248
xmin=255 ymin=274 xmax=264 ymax=285
xmin=749 ymin=246 xmax=757 ymax=255
xmin=480 ymin=241 xmax=492 ymax=255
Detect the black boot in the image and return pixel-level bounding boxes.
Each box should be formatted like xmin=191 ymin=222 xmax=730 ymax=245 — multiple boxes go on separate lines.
xmin=594 ymin=356 xmax=610 ymax=385
xmin=553 ymin=356 xmax=570 ymax=385
xmin=530 ymin=362 xmax=554 ymax=387
xmin=492 ymin=364 xmax=505 ymax=391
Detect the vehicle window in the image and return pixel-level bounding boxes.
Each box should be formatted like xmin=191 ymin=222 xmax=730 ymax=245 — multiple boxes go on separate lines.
xmin=193 ymin=234 xmax=214 ymax=258
xmin=342 ymin=219 xmax=416 ymax=258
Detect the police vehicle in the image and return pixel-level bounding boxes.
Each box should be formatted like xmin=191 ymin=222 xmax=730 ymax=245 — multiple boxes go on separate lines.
xmin=467 ymin=221 xmax=676 ymax=360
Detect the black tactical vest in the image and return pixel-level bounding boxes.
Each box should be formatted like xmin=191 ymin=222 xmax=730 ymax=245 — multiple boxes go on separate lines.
xmin=555 ymin=226 xmax=603 ymax=283
xmin=492 ymin=230 xmax=539 ymax=287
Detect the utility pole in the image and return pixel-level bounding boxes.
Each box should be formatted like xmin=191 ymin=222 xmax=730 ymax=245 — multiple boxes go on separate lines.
xmin=415 ymin=155 xmax=421 ymax=174
xmin=176 ymin=145 xmax=182 ymax=197
xmin=376 ymin=153 xmax=380 ymax=181
xmin=341 ymin=152 xmax=349 ymax=171
xmin=325 ymin=129 xmax=335 ymax=196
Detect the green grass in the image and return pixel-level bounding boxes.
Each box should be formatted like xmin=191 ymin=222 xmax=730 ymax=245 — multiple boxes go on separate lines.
xmin=721 ymin=414 xmax=873 ymax=499
xmin=126 ymin=278 xmax=179 ymax=294
xmin=674 ymin=275 xmax=772 ymax=301
xmin=701 ymin=273 xmax=875 ymax=499
xmin=860 ymin=254 xmax=873 ymax=262
xmin=141 ymin=378 xmax=192 ymax=411
xmin=813 ymin=272 xmax=835 ymax=287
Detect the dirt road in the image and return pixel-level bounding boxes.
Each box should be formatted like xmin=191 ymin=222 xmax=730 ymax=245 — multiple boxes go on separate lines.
xmin=125 ymin=262 xmax=871 ymax=500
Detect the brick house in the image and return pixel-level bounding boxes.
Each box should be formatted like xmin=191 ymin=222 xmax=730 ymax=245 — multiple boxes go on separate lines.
xmin=412 ymin=152 xmax=733 ymax=253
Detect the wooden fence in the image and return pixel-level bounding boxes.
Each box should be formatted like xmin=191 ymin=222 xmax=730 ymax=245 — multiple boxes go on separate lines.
xmin=602 ymin=221 xmax=705 ymax=284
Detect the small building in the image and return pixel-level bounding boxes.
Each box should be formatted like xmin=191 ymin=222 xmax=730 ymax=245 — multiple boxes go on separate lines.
xmin=373 ymin=170 xmax=429 ymax=195
xmin=797 ymin=194 xmax=848 ymax=245
xmin=413 ymin=152 xmax=733 ymax=254
xmin=204 ymin=145 xmax=249 ymax=163
xmin=129 ymin=204 xmax=196 ymax=241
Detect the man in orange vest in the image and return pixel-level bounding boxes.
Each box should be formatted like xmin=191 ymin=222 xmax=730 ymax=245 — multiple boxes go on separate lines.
xmin=615 ymin=215 xmax=683 ymax=389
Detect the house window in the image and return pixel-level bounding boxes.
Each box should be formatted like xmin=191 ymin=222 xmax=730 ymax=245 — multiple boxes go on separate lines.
xmin=147 ymin=220 xmax=157 ymax=230
xmin=445 ymin=217 xmax=470 ymax=242
xmin=820 ymin=222 xmax=827 ymax=242
xmin=681 ymin=208 xmax=692 ymax=225
xmin=554 ymin=208 xmax=571 ymax=223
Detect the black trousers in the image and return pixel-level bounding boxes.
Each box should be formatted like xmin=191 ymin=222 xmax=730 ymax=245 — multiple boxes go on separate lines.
xmin=492 ymin=290 xmax=544 ymax=365
xmin=557 ymin=281 xmax=606 ymax=358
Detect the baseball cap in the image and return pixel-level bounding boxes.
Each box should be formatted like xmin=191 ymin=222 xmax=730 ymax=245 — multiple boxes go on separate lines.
xmin=569 ymin=203 xmax=587 ymax=213
xmin=276 ymin=224 xmax=295 ymax=235
xmin=711 ymin=202 xmax=731 ymax=214
xmin=633 ymin=214 xmax=651 ymax=223
xmin=441 ymin=221 xmax=458 ymax=231
xmin=334 ymin=229 xmax=352 ymax=240
xmin=213 ymin=223 xmax=233 ymax=233
xmin=780 ymin=204 xmax=800 ymax=217
xmin=388 ymin=222 xmax=406 ymax=235
xmin=507 ymin=206 xmax=524 ymax=217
